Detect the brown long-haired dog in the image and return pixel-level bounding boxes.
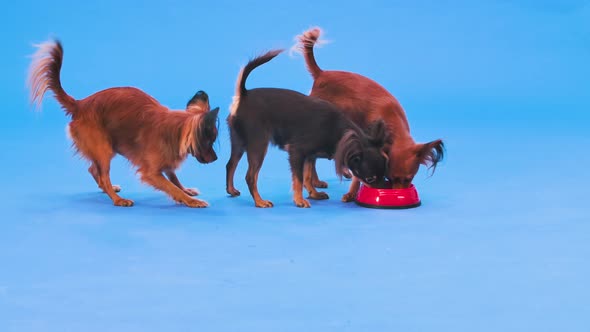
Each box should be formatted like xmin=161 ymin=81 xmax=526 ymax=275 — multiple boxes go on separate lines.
xmin=28 ymin=40 xmax=220 ymax=207
xmin=226 ymin=50 xmax=390 ymax=208
xmin=296 ymin=28 xmax=445 ymax=201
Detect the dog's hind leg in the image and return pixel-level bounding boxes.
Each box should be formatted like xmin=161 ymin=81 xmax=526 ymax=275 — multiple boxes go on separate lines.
xmin=304 ymin=159 xmax=329 ymax=200
xmin=96 ymin=160 xmax=133 ymax=207
xmin=310 ymin=160 xmax=328 ymax=188
xmin=289 ymin=153 xmax=311 ymax=208
xmin=165 ymin=170 xmax=199 ymax=196
xmin=140 ymin=170 xmax=208 ymax=208
xmin=226 ymin=127 xmax=245 ymax=197
xmin=70 ymin=122 xmax=130 ymax=206
xmin=89 ymin=163 xmax=121 ymax=193
xmin=245 ymin=143 xmax=273 ymax=208
xmin=341 ymin=177 xmax=361 ymax=202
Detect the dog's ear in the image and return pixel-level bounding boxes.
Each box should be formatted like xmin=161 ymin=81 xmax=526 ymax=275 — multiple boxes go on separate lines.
xmin=186 ymin=90 xmax=210 ymax=113
xmin=204 ymin=107 xmax=220 ymax=126
xmin=334 ymin=130 xmax=362 ymax=179
xmin=367 ymin=120 xmax=392 ymax=148
xmin=416 ymin=139 xmax=444 ymax=174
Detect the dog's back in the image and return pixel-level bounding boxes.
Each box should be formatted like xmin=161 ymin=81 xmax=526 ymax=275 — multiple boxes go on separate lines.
xmin=77 ymin=87 xmax=169 ymax=131
xmin=296 ymin=28 xmax=410 ymax=134
xmin=74 ymin=87 xmax=198 ymax=165
xmin=230 ymin=86 xmax=349 ymax=153
xmin=310 ymin=71 xmax=410 ymax=133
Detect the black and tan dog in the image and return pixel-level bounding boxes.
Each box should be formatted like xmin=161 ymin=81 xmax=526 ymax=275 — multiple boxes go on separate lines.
xmin=226 ymin=50 xmax=390 ymax=208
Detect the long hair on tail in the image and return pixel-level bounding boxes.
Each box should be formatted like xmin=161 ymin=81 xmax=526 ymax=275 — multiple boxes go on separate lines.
xmin=27 ymin=39 xmax=77 ymax=114
xmin=291 ymin=27 xmax=329 ymax=80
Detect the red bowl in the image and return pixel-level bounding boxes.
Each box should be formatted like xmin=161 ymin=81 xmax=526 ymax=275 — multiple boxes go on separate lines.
xmin=355 ymin=183 xmax=421 ymax=209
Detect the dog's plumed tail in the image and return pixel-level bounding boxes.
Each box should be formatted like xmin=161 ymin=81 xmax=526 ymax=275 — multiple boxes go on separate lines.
xmin=235 ymin=49 xmax=284 ymax=97
xmin=28 ymin=39 xmax=77 ymax=114
xmin=296 ymin=27 xmax=323 ymax=80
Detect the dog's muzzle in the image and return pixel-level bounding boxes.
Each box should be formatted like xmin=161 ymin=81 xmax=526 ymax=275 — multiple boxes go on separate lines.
xmin=364 ymin=176 xmax=377 ymax=184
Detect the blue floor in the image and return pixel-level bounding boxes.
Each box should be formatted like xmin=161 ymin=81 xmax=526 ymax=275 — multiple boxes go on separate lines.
xmin=2 ymin=0 xmax=590 ymax=331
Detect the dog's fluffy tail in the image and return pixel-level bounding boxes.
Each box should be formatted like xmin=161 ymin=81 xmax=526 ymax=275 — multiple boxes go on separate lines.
xmin=235 ymin=49 xmax=284 ymax=97
xmin=296 ymin=27 xmax=324 ymax=80
xmin=28 ymin=39 xmax=77 ymax=115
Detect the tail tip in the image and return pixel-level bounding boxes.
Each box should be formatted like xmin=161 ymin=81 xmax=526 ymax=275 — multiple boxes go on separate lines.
xmin=268 ymin=48 xmax=285 ymax=58
xmin=301 ymin=27 xmax=322 ymax=42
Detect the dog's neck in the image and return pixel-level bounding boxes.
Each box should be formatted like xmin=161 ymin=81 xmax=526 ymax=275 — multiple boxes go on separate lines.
xmin=340 ymin=118 xmax=366 ymax=139
xmin=178 ymin=113 xmax=203 ymax=158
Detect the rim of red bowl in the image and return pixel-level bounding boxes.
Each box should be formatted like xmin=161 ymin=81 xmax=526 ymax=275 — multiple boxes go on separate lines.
xmin=355 ymin=183 xmax=422 ymax=209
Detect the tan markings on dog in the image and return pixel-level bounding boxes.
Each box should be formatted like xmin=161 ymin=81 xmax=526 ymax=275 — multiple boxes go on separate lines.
xmin=229 ymin=95 xmax=240 ymax=117
xmin=292 ymin=173 xmax=311 ymax=208
xmin=229 ymin=67 xmax=245 ymax=116
xmin=303 ymin=160 xmax=329 ymax=200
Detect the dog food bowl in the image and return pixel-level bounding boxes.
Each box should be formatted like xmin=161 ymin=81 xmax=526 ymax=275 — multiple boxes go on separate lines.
xmin=355 ymin=183 xmax=421 ymax=209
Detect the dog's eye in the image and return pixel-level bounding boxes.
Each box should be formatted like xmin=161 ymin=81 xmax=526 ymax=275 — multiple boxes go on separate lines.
xmin=350 ymin=155 xmax=361 ymax=166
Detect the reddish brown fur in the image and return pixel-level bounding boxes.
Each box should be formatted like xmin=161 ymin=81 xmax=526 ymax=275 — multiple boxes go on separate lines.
xmin=27 ymin=40 xmax=219 ymax=207
xmin=297 ymin=28 xmax=444 ymax=200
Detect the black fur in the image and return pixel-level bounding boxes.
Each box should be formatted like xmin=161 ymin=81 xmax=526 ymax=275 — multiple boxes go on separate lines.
xmin=187 ymin=90 xmax=209 ymax=108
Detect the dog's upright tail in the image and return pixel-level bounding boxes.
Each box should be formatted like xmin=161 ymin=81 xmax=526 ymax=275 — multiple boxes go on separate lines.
xmin=296 ymin=27 xmax=323 ymax=80
xmin=230 ymin=49 xmax=283 ymax=116
xmin=27 ymin=39 xmax=77 ymax=115
xmin=235 ymin=49 xmax=284 ymax=97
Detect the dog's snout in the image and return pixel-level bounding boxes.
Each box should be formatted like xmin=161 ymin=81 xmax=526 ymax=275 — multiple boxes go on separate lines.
xmin=365 ymin=176 xmax=377 ymax=184
xmin=204 ymin=152 xmax=218 ymax=164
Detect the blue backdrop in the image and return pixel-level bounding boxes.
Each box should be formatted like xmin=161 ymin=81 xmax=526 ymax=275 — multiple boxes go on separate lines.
xmin=1 ymin=0 xmax=589 ymax=331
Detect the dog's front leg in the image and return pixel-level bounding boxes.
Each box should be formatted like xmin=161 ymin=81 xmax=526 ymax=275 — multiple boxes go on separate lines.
xmin=165 ymin=170 xmax=199 ymax=196
xmin=303 ymin=159 xmax=329 ymax=200
xmin=341 ymin=177 xmax=361 ymax=202
xmin=141 ymin=171 xmax=208 ymax=208
xmin=289 ymin=153 xmax=311 ymax=208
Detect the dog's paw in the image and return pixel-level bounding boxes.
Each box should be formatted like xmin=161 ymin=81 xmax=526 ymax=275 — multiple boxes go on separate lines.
xmin=294 ymin=198 xmax=311 ymax=208
xmin=312 ymin=180 xmax=328 ymax=188
xmin=309 ymin=191 xmax=329 ymax=200
xmin=101 ymin=185 xmax=122 ymax=193
xmin=184 ymin=198 xmax=208 ymax=208
xmin=114 ymin=198 xmax=134 ymax=207
xmin=227 ymin=187 xmax=241 ymax=197
xmin=341 ymin=192 xmax=357 ymax=203
xmin=255 ymin=199 xmax=274 ymax=208
xmin=183 ymin=188 xmax=200 ymax=196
